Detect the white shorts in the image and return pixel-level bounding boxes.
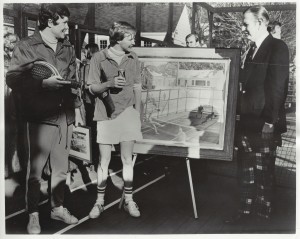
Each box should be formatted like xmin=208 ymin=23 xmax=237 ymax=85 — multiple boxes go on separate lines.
xmin=97 ymin=106 xmax=143 ymax=144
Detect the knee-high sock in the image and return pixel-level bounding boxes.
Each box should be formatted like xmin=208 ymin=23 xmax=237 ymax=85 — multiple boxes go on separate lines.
xmin=96 ymin=163 xmax=108 ymax=204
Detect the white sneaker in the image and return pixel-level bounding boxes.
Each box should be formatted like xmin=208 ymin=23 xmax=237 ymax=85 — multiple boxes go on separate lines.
xmin=51 ymin=206 xmax=78 ymax=224
xmin=124 ymin=201 xmax=141 ymax=218
xmin=89 ymin=202 xmax=104 ymax=219
xmin=27 ymin=212 xmax=41 ymax=234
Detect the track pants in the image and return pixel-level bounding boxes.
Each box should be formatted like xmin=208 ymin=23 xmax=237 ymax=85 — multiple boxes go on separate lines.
xmin=26 ymin=113 xmax=73 ymax=213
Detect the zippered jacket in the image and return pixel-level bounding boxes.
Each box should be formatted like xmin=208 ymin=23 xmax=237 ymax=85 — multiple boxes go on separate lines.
xmin=6 ymin=32 xmax=80 ymax=125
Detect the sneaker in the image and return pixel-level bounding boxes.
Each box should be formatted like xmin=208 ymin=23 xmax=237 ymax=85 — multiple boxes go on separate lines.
xmin=89 ymin=202 xmax=104 ymax=219
xmin=51 ymin=206 xmax=78 ymax=224
xmin=27 ymin=212 xmax=41 ymax=234
xmin=124 ymin=200 xmax=141 ymax=218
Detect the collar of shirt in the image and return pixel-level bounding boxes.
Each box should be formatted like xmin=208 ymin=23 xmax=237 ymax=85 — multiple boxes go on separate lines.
xmin=29 ymin=31 xmax=71 ymax=47
xmin=102 ymin=47 xmax=134 ymax=63
xmin=253 ymin=31 xmax=269 ymax=58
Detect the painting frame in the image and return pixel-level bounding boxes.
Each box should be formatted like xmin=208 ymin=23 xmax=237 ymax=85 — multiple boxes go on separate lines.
xmin=132 ymin=47 xmax=240 ymax=161
xmin=69 ymin=125 xmax=92 ymax=163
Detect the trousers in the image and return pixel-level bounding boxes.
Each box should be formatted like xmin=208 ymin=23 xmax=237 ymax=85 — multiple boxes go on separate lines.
xmin=237 ymin=133 xmax=277 ymax=218
xmin=25 ymin=112 xmax=73 ymax=213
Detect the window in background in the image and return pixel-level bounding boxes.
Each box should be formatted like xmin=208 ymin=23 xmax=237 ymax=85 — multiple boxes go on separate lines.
xmin=99 ymin=40 xmax=108 ymax=49
xmin=143 ymin=41 xmax=153 ymax=47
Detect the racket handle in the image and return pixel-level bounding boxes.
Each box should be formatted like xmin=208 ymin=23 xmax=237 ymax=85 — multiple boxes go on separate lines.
xmin=65 ymin=81 xmax=81 ymax=89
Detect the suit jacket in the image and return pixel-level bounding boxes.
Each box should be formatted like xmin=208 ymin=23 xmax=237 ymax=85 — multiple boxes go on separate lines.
xmin=239 ymin=34 xmax=289 ymax=135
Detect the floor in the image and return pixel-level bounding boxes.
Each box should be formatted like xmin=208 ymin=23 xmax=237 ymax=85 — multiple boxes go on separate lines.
xmin=5 ymin=154 xmax=296 ymax=235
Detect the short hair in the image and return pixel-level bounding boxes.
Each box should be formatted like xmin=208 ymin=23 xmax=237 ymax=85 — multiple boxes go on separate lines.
xmin=38 ymin=3 xmax=70 ymax=31
xmin=267 ymin=21 xmax=282 ymax=33
xmin=4 ymin=32 xmax=19 ymax=42
xmin=244 ymin=5 xmax=270 ymax=26
xmin=185 ymin=33 xmax=199 ymax=42
xmin=85 ymin=43 xmax=99 ymax=54
xmin=109 ymin=21 xmax=136 ymax=46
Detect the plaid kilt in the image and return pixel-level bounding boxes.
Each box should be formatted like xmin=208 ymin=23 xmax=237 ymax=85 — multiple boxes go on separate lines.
xmin=236 ymin=133 xmax=277 ymax=219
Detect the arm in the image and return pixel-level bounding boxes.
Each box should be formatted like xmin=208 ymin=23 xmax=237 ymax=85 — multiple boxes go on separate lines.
xmin=87 ymin=54 xmax=111 ymax=96
xmin=262 ymin=40 xmax=289 ymax=137
xmin=133 ymin=57 xmax=142 ymax=113
xmin=87 ymin=54 xmax=125 ymax=96
xmin=263 ymin=40 xmax=289 ymax=124
xmin=6 ymin=41 xmax=35 ymax=91
xmin=6 ymin=41 xmax=71 ymax=92
xmin=134 ymin=84 xmax=142 ymax=113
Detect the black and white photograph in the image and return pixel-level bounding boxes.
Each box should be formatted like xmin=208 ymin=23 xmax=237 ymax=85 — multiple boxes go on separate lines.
xmin=1 ymin=1 xmax=297 ymax=238
xmin=70 ymin=126 xmax=92 ymax=162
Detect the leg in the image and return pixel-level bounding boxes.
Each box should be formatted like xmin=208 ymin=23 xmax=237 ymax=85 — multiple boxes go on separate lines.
xmin=119 ymin=153 xmax=137 ymax=209
xmin=50 ymin=121 xmax=73 ymax=209
xmin=89 ymin=144 xmax=112 ymax=219
xmin=238 ymin=150 xmax=256 ymax=215
xmin=224 ymin=136 xmax=256 ymax=224
xmin=26 ymin=123 xmax=56 ymax=213
xmin=120 ymin=141 xmax=140 ymax=217
xmin=96 ymin=144 xmax=112 ymax=203
xmin=26 ymin=122 xmax=57 ymax=234
xmin=254 ymin=143 xmax=277 ymax=219
xmin=5 ymin=91 xmax=20 ymax=177
xmin=120 ymin=141 xmax=135 ymax=192
xmin=49 ymin=118 xmax=78 ymax=225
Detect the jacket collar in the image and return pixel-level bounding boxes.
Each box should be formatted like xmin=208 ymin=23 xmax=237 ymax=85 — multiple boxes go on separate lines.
xmin=252 ymin=34 xmax=273 ymax=61
xmin=29 ymin=31 xmax=72 ymax=47
xmin=254 ymin=31 xmax=269 ymax=51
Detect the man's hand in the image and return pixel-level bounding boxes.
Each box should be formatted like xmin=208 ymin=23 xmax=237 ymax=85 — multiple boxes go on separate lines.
xmin=110 ymin=75 xmax=126 ymax=88
xmin=42 ymin=75 xmax=71 ymax=90
xmin=262 ymin=123 xmax=274 ymax=140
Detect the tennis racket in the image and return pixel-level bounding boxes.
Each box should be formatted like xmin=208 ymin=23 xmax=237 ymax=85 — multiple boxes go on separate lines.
xmin=31 ymin=61 xmax=81 ymax=88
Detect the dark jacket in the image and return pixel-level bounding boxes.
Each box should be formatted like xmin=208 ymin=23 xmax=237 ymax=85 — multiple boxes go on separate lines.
xmin=6 ymin=32 xmax=80 ymax=125
xmin=239 ymin=34 xmax=289 ymax=135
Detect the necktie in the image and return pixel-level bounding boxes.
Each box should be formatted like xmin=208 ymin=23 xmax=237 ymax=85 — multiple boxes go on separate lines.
xmin=246 ymin=42 xmax=257 ymax=62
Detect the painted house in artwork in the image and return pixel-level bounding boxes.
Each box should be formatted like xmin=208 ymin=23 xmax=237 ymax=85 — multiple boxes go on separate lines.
xmin=141 ymin=67 xmax=177 ymax=90
xmin=177 ymin=70 xmax=224 ymax=88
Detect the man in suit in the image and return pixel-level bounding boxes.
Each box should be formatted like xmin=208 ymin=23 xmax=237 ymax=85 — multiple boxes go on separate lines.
xmin=225 ymin=5 xmax=289 ymax=224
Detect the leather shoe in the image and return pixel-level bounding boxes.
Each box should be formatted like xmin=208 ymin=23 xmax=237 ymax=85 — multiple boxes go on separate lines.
xmin=224 ymin=213 xmax=252 ymax=225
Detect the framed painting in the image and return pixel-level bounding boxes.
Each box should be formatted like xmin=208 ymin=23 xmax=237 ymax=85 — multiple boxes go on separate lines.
xmin=132 ymin=47 xmax=240 ymax=161
xmin=70 ymin=126 xmax=92 ymax=162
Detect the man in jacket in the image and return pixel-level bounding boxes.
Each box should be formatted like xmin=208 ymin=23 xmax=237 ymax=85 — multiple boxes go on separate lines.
xmin=225 ymin=5 xmax=289 ymax=224
xmin=6 ymin=3 xmax=83 ymax=234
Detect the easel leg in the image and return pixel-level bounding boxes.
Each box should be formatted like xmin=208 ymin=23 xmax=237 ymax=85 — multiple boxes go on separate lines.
xmin=119 ymin=153 xmax=138 ymax=209
xmin=186 ymin=158 xmax=198 ymax=219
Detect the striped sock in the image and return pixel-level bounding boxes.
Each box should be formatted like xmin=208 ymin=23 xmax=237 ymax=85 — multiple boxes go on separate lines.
xmin=124 ymin=186 xmax=133 ymax=203
xmin=96 ymin=185 xmax=106 ymax=205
